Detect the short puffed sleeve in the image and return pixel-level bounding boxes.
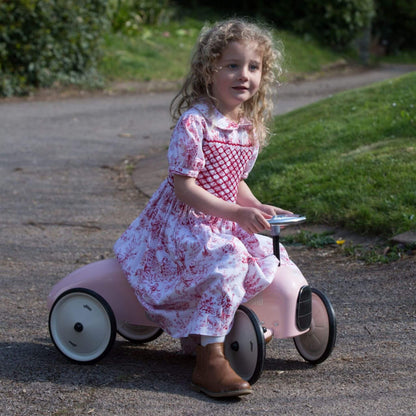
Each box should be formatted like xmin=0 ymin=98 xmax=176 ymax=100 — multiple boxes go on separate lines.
xmin=168 ymin=112 xmax=206 ymax=178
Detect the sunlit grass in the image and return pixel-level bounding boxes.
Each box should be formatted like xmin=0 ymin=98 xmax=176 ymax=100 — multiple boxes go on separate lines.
xmin=98 ymin=20 xmax=202 ymax=82
xmin=248 ymin=72 xmax=416 ymax=238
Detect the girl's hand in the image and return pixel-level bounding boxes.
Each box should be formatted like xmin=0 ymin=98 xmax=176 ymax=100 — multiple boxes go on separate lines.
xmin=260 ymin=204 xmax=293 ymax=217
xmin=236 ymin=206 xmax=272 ymax=234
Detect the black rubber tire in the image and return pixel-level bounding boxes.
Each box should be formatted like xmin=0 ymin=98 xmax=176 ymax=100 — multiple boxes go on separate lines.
xmin=293 ymin=288 xmax=336 ymax=364
xmin=224 ymin=305 xmax=266 ymax=384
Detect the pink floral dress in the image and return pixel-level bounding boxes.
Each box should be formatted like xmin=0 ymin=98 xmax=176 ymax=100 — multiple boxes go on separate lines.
xmin=114 ymin=102 xmax=293 ymax=338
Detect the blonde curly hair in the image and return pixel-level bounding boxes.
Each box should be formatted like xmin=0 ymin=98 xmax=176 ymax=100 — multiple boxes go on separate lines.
xmin=170 ymin=18 xmax=284 ymax=147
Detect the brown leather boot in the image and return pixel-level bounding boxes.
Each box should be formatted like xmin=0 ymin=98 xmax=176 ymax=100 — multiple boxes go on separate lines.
xmin=191 ymin=342 xmax=252 ymax=398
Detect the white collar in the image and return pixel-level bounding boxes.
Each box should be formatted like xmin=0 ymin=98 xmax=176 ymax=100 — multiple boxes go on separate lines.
xmin=193 ymin=101 xmax=252 ymax=131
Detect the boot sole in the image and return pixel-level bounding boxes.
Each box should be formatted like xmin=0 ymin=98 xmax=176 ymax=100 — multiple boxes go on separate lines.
xmin=191 ymin=383 xmax=252 ymax=398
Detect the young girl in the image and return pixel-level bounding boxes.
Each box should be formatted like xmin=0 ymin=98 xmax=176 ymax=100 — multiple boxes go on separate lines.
xmin=114 ymin=18 xmax=296 ymax=398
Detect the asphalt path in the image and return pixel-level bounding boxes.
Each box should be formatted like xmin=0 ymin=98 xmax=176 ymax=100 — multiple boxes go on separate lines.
xmin=1 ymin=64 xmax=415 ymax=415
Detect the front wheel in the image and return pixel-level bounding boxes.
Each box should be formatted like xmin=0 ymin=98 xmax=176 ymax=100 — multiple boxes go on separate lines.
xmin=224 ymin=305 xmax=265 ymax=385
xmin=49 ymin=288 xmax=117 ymax=364
xmin=293 ymin=288 xmax=336 ymax=364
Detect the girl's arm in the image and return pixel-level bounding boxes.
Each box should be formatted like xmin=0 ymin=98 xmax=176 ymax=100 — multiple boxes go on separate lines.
xmin=173 ymin=175 xmax=273 ymax=234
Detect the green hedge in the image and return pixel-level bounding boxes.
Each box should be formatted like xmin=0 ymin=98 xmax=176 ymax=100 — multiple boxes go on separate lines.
xmin=0 ymin=0 xmax=108 ymax=96
xmin=175 ymin=0 xmax=374 ymax=50
xmin=373 ymin=0 xmax=416 ymax=53
xmin=256 ymin=0 xmax=374 ymax=49
xmin=301 ymin=0 xmax=374 ymax=49
xmin=108 ymin=0 xmax=173 ymax=34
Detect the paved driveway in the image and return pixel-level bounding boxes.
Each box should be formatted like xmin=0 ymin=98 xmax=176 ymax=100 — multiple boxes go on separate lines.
xmin=1 ymin=65 xmax=415 ymax=415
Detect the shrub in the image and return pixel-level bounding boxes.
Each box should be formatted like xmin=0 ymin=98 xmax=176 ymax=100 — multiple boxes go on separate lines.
xmin=266 ymin=0 xmax=375 ymax=49
xmin=174 ymin=0 xmax=374 ymax=50
xmin=0 ymin=0 xmax=109 ymax=96
xmin=305 ymin=0 xmax=374 ymax=49
xmin=372 ymin=0 xmax=416 ymax=53
xmin=108 ymin=0 xmax=174 ymax=35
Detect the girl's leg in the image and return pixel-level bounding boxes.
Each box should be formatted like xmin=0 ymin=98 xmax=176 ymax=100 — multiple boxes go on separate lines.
xmin=191 ymin=337 xmax=252 ymax=398
xmin=181 ymin=335 xmax=225 ymax=355
xmin=200 ymin=335 xmax=225 ymax=346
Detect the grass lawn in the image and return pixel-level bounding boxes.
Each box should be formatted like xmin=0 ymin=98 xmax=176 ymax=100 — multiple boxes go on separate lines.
xmin=98 ymin=21 xmax=345 ymax=84
xmin=248 ymin=72 xmax=416 ymax=239
xmin=99 ymin=20 xmax=202 ymax=82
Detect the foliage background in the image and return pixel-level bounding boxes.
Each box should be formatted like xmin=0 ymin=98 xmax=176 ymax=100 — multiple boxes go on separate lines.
xmin=372 ymin=0 xmax=416 ymax=53
xmin=182 ymin=0 xmax=375 ymax=49
xmin=1 ymin=0 xmax=416 ymax=97
xmin=0 ymin=0 xmax=108 ymax=96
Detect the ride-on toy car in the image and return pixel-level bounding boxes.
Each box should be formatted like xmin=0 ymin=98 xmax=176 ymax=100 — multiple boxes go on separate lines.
xmin=47 ymin=215 xmax=336 ymax=384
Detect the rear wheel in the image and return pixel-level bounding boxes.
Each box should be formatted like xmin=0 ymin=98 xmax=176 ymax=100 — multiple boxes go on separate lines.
xmin=117 ymin=322 xmax=163 ymax=343
xmin=293 ymin=288 xmax=336 ymax=364
xmin=224 ymin=305 xmax=265 ymax=384
xmin=49 ymin=288 xmax=116 ymax=363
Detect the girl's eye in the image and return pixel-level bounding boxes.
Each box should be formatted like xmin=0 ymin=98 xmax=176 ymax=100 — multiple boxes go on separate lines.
xmin=222 ymin=63 xmax=260 ymax=71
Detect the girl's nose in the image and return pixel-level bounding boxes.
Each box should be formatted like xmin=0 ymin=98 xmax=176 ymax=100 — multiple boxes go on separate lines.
xmin=238 ymin=66 xmax=249 ymax=80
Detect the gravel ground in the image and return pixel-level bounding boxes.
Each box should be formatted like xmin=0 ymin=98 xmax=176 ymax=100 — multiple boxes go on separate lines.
xmin=1 ymin=64 xmax=415 ymax=415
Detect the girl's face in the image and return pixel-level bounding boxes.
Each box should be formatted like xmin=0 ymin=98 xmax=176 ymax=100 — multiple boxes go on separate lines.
xmin=211 ymin=40 xmax=263 ymax=121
